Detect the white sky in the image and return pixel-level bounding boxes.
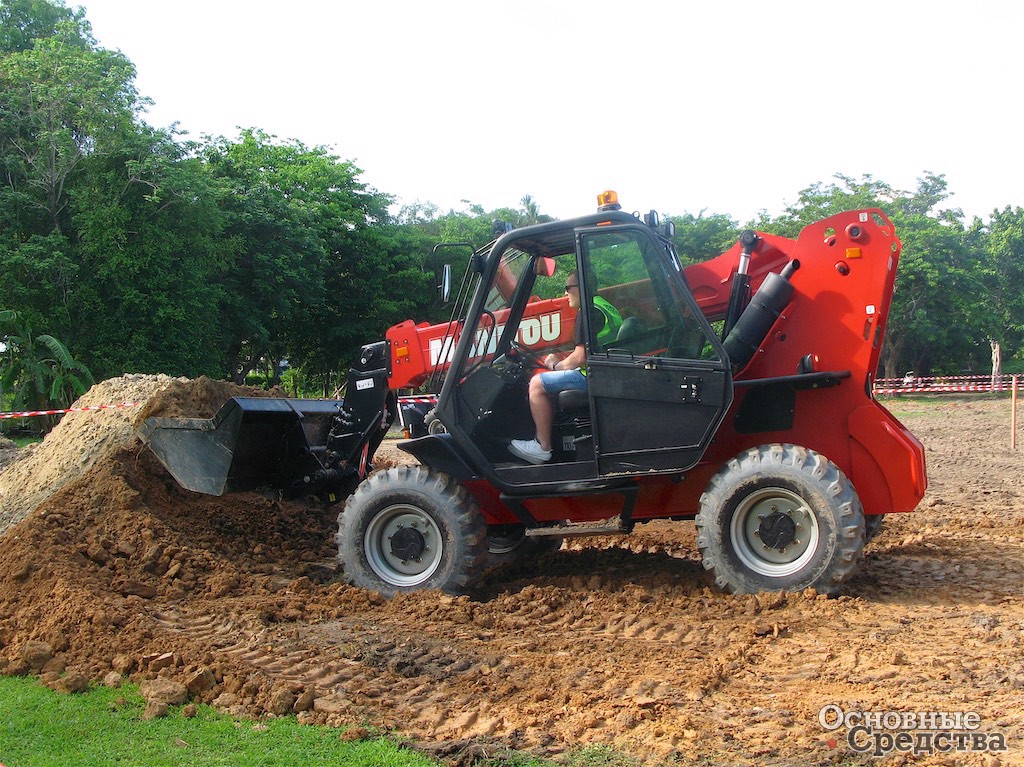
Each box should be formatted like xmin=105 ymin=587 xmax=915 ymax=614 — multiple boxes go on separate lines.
xmin=76 ymin=0 xmax=1022 ymax=223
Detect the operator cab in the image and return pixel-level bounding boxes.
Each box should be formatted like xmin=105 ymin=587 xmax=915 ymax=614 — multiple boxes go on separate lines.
xmin=421 ymin=200 xmax=733 ymax=495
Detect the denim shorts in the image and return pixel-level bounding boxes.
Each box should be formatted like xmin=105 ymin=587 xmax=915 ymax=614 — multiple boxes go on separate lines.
xmin=540 ymin=368 xmax=587 ymax=394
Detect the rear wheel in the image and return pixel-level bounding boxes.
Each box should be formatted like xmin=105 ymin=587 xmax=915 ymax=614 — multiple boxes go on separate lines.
xmin=424 ymin=409 xmax=447 ymax=435
xmin=486 ymin=524 xmax=562 ymax=568
xmin=695 ymin=444 xmax=865 ymax=595
xmin=337 ymin=466 xmax=488 ymax=597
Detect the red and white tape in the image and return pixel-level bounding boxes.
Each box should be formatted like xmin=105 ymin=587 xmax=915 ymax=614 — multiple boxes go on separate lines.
xmin=398 ymin=396 xmax=438 ymax=405
xmin=875 ymin=384 xmax=1015 ymax=395
xmin=0 ymin=403 xmax=140 ymax=420
xmin=877 ymin=374 xmax=1016 ymax=384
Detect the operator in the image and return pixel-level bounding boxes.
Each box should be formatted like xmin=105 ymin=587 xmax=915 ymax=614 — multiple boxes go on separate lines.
xmin=509 ymin=270 xmax=620 ymax=464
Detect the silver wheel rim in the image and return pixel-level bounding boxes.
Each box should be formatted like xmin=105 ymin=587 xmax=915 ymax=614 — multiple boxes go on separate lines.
xmin=730 ymin=487 xmax=819 ymax=577
xmin=364 ymin=503 xmax=444 ymax=587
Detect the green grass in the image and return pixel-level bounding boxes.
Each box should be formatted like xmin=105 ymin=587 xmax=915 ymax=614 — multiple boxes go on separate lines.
xmin=5 ymin=434 xmax=42 ymax=448
xmin=0 ymin=676 xmax=439 ymax=767
xmin=0 ymin=676 xmax=576 ymax=767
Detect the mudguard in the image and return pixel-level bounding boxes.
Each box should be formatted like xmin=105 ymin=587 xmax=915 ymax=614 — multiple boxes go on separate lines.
xmin=396 ymin=433 xmax=478 ymax=482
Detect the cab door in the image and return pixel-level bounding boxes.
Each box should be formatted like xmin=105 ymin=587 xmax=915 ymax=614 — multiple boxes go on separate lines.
xmin=577 ymin=226 xmax=733 ymax=475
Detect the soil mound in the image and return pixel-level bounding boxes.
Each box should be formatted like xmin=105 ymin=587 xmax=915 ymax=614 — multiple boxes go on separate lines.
xmin=0 ymin=375 xmax=278 ymax=536
xmin=133 ymin=375 xmax=285 ymax=422
xmin=0 ymin=443 xmax=345 ymax=683
xmin=0 ymin=375 xmax=177 ymax=535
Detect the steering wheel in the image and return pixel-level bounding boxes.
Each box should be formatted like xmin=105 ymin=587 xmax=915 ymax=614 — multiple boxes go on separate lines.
xmin=508 ymin=339 xmax=547 ymax=369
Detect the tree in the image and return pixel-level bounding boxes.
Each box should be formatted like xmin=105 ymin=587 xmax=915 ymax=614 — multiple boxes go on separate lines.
xmin=0 ymin=0 xmax=88 ymax=54
xmin=68 ymin=125 xmax=230 ymax=377
xmin=978 ymin=207 xmax=1024 ymax=362
xmin=1 ymin=0 xmax=143 ymax=340
xmin=750 ymin=173 xmax=900 ymax=235
xmin=880 ymin=175 xmax=977 ymax=376
xmin=667 ymin=211 xmax=740 ymax=265
xmin=202 ymin=130 xmax=398 ymax=385
xmin=0 ymin=310 xmax=93 ymax=424
xmin=518 ymin=194 xmax=554 ymax=226
xmin=285 ymin=224 xmax=432 ymax=394
xmin=0 ymin=24 xmax=141 ymax=235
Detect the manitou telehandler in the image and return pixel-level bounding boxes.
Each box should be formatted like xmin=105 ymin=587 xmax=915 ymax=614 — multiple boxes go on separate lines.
xmin=140 ymin=193 xmax=926 ymax=597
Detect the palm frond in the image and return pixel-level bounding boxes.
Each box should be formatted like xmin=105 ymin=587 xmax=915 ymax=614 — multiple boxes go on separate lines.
xmin=37 ymin=334 xmax=75 ymax=369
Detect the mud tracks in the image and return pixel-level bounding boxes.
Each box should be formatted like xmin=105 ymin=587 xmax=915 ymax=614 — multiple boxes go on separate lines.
xmin=4 ymin=394 xmax=1024 ymax=765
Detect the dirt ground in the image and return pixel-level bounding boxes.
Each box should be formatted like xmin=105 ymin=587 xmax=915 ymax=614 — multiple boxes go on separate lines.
xmin=0 ymin=377 xmax=1022 ymax=766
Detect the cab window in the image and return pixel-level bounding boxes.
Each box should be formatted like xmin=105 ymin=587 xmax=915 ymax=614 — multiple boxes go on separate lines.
xmin=580 ymin=230 xmax=720 ymax=362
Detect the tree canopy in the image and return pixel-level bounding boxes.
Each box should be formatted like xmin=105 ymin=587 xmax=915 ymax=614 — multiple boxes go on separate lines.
xmin=2 ymin=0 xmax=1023 ymax=418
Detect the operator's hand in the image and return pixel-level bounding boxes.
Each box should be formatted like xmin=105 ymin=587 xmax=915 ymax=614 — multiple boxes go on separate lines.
xmin=543 ymin=353 xmax=559 ymax=371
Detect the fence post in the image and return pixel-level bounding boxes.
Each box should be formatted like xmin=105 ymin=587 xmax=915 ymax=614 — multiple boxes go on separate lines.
xmin=1012 ymin=375 xmax=1019 ymax=450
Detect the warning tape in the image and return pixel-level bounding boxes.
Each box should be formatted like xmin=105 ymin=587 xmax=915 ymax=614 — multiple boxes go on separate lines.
xmin=875 ymin=385 xmax=1015 ymax=395
xmin=0 ymin=403 xmax=140 ymax=420
xmin=398 ymin=396 xmax=438 ymax=405
xmin=878 ymin=375 xmax=1016 ymax=386
xmin=875 ymin=374 xmax=1020 ymax=396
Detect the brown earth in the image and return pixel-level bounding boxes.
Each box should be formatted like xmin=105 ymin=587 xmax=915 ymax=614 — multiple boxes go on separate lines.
xmin=0 ymin=436 xmax=19 ymax=474
xmin=1 ymin=378 xmax=1022 ymax=766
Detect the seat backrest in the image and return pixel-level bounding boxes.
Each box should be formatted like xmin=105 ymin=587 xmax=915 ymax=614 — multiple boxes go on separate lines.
xmin=615 ymin=316 xmax=646 ymax=343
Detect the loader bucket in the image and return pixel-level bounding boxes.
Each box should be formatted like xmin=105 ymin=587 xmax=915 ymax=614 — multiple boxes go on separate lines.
xmin=137 ymin=397 xmax=344 ymax=496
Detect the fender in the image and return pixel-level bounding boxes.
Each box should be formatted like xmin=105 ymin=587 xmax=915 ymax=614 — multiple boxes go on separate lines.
xmin=397 ymin=433 xmax=479 ymax=482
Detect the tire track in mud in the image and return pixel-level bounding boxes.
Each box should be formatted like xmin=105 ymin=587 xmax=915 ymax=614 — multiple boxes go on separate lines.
xmin=144 ymin=493 xmax=1024 ymax=765
xmin=6 ymin=392 xmax=1024 ymax=766
xmin=147 ymin=574 xmax=779 ymax=756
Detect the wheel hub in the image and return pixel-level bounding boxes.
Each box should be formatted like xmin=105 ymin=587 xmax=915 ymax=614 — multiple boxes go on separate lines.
xmin=758 ymin=511 xmax=797 ymax=550
xmin=390 ymin=526 xmax=426 ymax=560
xmin=731 ymin=488 xmax=820 ymax=575
xmin=364 ymin=506 xmax=443 ymax=587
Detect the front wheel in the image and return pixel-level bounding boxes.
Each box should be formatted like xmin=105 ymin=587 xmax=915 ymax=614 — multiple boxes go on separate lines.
xmin=695 ymin=444 xmax=865 ymax=595
xmin=337 ymin=466 xmax=488 ymax=597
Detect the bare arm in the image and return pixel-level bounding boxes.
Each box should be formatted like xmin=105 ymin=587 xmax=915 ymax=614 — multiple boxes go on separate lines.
xmin=544 ymin=344 xmax=586 ymax=371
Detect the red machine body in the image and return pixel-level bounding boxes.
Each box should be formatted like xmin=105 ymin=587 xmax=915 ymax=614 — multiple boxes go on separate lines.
xmin=385 ymin=210 xmax=924 ymax=525
xmin=680 ymin=211 xmax=925 ymax=519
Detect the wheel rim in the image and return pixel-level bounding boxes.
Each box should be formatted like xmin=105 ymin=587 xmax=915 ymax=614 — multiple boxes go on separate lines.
xmin=487 ymin=525 xmax=527 ymax=555
xmin=730 ymin=487 xmax=820 ymax=577
xmin=364 ymin=503 xmax=444 ymax=587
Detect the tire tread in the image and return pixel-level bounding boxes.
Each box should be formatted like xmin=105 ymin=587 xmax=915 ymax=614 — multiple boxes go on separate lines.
xmin=695 ymin=443 xmax=865 ymax=595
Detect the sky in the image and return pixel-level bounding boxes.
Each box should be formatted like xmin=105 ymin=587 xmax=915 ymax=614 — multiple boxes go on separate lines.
xmin=75 ymin=0 xmax=1022 ymax=224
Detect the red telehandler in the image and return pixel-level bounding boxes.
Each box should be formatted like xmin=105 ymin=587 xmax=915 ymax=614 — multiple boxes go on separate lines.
xmin=139 ymin=193 xmax=926 ymax=597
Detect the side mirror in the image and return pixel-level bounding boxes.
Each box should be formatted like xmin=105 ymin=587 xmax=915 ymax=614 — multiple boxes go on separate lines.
xmin=534 ymin=256 xmax=556 ymax=277
xmin=438 ymin=263 xmax=452 ymax=303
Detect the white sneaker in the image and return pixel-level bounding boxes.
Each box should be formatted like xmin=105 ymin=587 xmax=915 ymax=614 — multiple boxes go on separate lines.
xmin=509 ymin=438 xmax=552 ymax=464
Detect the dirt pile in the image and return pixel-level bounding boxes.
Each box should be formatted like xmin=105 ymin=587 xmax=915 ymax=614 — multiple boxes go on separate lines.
xmin=0 ymin=375 xmax=179 ymax=535
xmin=0 ymin=375 xmax=283 ymax=536
xmin=0 ymin=391 xmax=1022 ymax=766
